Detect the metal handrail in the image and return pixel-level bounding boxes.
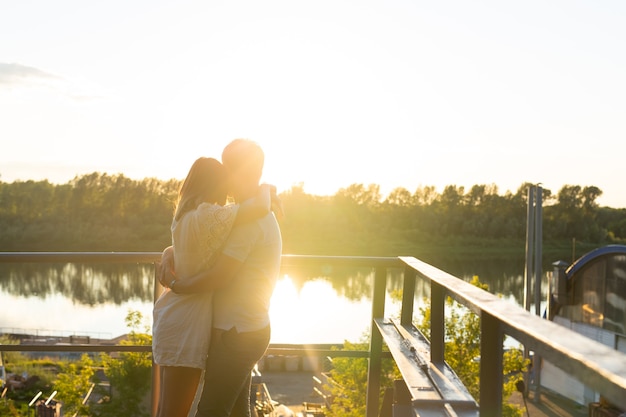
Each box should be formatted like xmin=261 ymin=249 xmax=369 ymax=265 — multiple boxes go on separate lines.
xmin=2 ymin=252 xmax=626 ymax=417
xmin=395 ymin=256 xmax=626 ymax=417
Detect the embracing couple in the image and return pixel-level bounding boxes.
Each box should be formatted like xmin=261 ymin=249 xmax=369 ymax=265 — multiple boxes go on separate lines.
xmin=152 ymin=139 xmax=283 ymax=417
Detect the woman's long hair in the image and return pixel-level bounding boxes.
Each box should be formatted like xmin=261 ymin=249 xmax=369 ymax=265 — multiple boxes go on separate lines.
xmin=174 ymin=157 xmax=229 ymax=221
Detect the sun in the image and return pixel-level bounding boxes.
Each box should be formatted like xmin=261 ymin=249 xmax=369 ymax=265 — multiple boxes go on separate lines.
xmin=269 ymin=274 xmax=373 ymax=344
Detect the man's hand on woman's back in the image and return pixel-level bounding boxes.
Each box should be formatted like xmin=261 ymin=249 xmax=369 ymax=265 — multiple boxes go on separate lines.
xmin=157 ymin=246 xmax=177 ymax=290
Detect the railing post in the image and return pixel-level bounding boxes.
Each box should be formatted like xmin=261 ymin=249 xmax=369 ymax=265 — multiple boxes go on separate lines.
xmin=430 ymin=282 xmax=445 ymax=365
xmin=151 ymin=263 xmax=163 ymax=417
xmin=366 ymin=266 xmax=387 ymax=417
xmin=400 ymin=266 xmax=416 ymax=325
xmin=479 ymin=311 xmax=503 ymax=417
xmin=534 ymin=185 xmax=543 ymax=317
xmin=524 ymin=186 xmax=535 ymax=312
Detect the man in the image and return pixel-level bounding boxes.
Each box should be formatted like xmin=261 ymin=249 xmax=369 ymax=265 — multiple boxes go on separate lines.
xmin=159 ymin=139 xmax=282 ymax=417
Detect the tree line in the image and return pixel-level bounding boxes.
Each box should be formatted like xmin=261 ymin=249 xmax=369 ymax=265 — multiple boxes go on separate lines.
xmin=1 ymin=173 xmax=625 ymax=257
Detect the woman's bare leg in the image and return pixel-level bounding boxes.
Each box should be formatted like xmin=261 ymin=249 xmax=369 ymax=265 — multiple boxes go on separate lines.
xmin=156 ymin=365 xmax=202 ymax=417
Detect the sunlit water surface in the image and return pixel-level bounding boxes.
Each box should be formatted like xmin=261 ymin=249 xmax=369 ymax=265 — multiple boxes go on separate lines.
xmin=0 ymin=275 xmax=403 ymax=344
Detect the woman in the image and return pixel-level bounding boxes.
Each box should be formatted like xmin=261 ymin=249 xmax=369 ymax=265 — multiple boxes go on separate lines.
xmin=152 ymin=157 xmax=278 ymax=417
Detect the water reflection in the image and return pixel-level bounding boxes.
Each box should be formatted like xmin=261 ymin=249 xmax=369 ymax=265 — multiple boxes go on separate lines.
xmin=0 ymin=256 xmax=549 ymax=307
xmin=0 ymin=257 xmax=554 ymax=342
xmin=0 ymin=264 xmax=154 ymax=305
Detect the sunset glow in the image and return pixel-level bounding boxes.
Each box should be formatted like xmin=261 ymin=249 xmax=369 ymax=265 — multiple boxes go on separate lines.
xmin=269 ymin=275 xmax=375 ymax=344
xmin=1 ymin=1 xmax=625 ymax=206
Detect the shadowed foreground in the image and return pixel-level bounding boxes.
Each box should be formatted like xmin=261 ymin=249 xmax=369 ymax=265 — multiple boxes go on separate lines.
xmin=262 ymin=370 xmax=591 ymax=417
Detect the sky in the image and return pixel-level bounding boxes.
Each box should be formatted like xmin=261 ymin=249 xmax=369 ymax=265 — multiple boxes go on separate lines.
xmin=1 ymin=0 xmax=625 ymax=207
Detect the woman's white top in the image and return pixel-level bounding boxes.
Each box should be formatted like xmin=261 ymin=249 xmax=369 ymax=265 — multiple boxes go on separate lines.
xmin=152 ymin=202 xmax=238 ymax=369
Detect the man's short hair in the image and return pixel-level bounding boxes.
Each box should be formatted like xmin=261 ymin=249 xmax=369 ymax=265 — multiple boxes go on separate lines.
xmin=222 ymin=138 xmax=264 ymax=181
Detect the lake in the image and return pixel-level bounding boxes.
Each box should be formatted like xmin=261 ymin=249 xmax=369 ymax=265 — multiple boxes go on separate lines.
xmin=0 ymin=254 xmax=563 ymax=344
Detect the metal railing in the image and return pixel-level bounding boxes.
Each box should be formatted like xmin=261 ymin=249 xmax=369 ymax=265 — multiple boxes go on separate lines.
xmin=1 ymin=252 xmax=626 ymax=417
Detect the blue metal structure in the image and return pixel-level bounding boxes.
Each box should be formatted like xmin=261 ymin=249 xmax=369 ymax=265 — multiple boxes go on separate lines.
xmin=567 ymin=245 xmax=626 ymax=278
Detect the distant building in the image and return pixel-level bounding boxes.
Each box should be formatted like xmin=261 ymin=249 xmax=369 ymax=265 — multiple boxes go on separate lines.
xmin=545 ymin=245 xmax=626 ymax=406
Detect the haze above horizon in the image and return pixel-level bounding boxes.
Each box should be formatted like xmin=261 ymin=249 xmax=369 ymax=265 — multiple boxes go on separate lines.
xmin=1 ymin=1 xmax=625 ymax=207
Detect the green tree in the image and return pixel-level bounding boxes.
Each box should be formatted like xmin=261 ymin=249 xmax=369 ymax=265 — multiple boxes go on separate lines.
xmin=1 ymin=175 xmax=623 ymax=254
xmin=433 ymin=185 xmax=466 ymax=235
xmin=93 ymin=310 xmax=152 ymax=417
xmin=544 ymin=184 xmax=607 ymax=242
xmin=324 ymin=340 xmax=400 ymax=417
xmin=416 ymin=276 xmax=528 ymax=417
xmin=0 ymin=399 xmax=22 ymax=417
xmin=0 ymin=336 xmax=23 ymax=416
xmin=53 ymin=354 xmax=96 ymax=417
xmin=384 ymin=187 xmax=413 ymax=207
